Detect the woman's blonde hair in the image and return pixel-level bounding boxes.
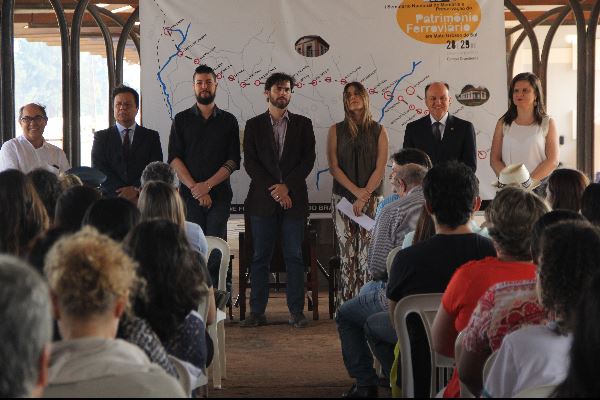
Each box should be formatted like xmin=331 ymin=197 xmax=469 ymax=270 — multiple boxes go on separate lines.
xmin=44 ymin=227 xmax=138 ymax=317
xmin=343 ymin=81 xmax=375 ymax=139
xmin=138 ymin=181 xmax=186 ymax=227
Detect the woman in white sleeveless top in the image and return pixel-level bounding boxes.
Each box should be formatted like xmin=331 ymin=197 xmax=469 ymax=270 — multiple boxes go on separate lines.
xmin=490 ymin=72 xmax=559 ymax=181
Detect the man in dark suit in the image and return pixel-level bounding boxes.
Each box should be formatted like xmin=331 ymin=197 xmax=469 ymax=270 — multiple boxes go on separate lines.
xmin=403 ymin=82 xmax=477 ymax=171
xmin=92 ymin=85 xmax=163 ymax=200
xmin=240 ymin=72 xmax=316 ymax=329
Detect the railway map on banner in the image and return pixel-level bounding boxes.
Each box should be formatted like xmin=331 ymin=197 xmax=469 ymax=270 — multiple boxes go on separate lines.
xmin=140 ymin=0 xmax=508 ymax=213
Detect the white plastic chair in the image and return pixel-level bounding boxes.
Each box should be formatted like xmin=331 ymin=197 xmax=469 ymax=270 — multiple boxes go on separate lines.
xmin=386 ymin=245 xmax=402 ymax=275
xmin=393 ymin=293 xmax=454 ymax=397
xmin=168 ymin=354 xmax=208 ymax=396
xmin=205 ymin=236 xmax=230 ymax=389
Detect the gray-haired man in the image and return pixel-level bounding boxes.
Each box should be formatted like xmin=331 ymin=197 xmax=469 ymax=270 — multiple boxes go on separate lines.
xmin=0 ymin=255 xmax=52 ymax=397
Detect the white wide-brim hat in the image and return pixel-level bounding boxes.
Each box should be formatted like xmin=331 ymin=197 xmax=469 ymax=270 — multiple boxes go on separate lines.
xmin=492 ymin=163 xmax=540 ymax=191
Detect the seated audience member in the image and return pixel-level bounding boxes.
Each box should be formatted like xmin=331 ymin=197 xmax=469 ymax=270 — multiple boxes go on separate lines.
xmin=337 ymin=148 xmax=431 ymax=398
xmin=43 ymin=227 xmax=185 ymax=397
xmin=0 ymin=169 xmax=48 ymax=256
xmin=28 ymin=168 xmax=62 ymax=224
xmin=553 ymin=272 xmax=600 ymax=397
xmin=483 ymin=220 xmax=600 ymax=398
xmin=401 ymin=205 xmax=434 ymax=249
xmin=402 ymin=205 xmax=490 ymax=249
xmin=141 ymin=160 xmax=180 ymax=187
xmin=27 ymin=205 xmax=176 ymax=377
xmin=546 ymin=168 xmax=589 ymax=211
xmin=458 ymin=210 xmax=584 ymax=396
xmin=0 ymin=103 xmax=70 ymax=174
xmin=138 ymin=179 xmax=208 ymax=261
xmin=581 ymin=182 xmax=600 ymax=227
xmin=57 ymin=172 xmax=82 ymax=191
xmin=140 ymin=161 xmax=214 ymax=280
xmin=376 ymin=151 xmax=432 ymax=216
xmin=82 ymin=197 xmax=140 ymax=242
xmin=126 ymin=220 xmax=210 ymax=386
xmin=383 ymin=161 xmax=497 ymax=398
xmin=431 ymin=186 xmax=549 ymax=397
xmin=0 ymin=256 xmax=52 ymax=398
xmin=54 ymin=185 xmax=101 ymax=232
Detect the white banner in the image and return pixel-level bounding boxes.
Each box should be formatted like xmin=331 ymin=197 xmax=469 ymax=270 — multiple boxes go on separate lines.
xmin=141 ymin=0 xmax=507 ymax=213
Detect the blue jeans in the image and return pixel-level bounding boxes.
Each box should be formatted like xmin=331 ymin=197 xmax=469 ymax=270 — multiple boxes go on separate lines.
xmin=336 ymin=281 xmax=387 ymax=387
xmin=365 ymin=311 xmax=397 ymax=380
xmin=184 ymin=192 xmax=230 ymax=287
xmin=249 ymin=214 xmax=305 ymax=315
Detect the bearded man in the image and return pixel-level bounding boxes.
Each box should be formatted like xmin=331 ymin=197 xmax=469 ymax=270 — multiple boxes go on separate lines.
xmin=239 ymin=72 xmax=316 ymax=328
xmin=168 ymin=64 xmax=241 ymax=283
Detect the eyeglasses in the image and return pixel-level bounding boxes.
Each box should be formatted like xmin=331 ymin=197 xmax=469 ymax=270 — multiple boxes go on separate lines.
xmin=20 ymin=115 xmax=47 ymax=124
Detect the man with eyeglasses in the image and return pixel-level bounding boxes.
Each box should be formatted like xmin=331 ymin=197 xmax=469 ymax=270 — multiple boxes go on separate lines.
xmin=168 ymin=64 xmax=241 ymax=285
xmin=0 ymin=103 xmax=70 ymax=174
xmin=92 ymin=85 xmax=163 ymax=201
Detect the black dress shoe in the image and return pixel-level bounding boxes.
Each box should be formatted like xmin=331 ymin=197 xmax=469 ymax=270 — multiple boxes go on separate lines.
xmin=342 ymin=384 xmax=378 ymax=398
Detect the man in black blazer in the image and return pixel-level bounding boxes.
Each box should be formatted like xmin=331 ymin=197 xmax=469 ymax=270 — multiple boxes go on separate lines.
xmin=241 ymin=72 xmax=316 ymax=329
xmin=92 ymin=85 xmax=163 ymax=200
xmin=403 ymin=82 xmax=477 ymax=171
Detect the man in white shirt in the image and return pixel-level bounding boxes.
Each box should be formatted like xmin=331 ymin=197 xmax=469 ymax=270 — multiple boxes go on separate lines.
xmin=0 ymin=103 xmax=70 ymax=174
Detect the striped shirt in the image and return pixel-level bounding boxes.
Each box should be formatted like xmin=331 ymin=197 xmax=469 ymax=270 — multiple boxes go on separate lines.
xmin=367 ymin=185 xmax=425 ymax=281
xmin=376 ymin=193 xmax=400 ymax=217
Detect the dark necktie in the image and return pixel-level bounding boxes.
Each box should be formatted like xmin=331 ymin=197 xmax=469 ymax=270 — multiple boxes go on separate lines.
xmin=433 ymin=122 xmax=442 ymax=142
xmin=123 ymin=128 xmax=131 ymax=162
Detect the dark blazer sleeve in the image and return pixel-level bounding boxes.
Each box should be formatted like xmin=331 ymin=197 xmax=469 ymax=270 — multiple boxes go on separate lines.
xmin=167 ymin=117 xmax=184 ymax=163
xmin=243 ymin=117 xmax=279 ymax=189
xmin=282 ymin=116 xmax=316 ymax=191
xmin=227 ymin=117 xmax=241 ymax=171
xmin=460 ymin=121 xmax=477 ymax=172
xmin=148 ymin=128 xmax=164 ymax=163
xmin=91 ymin=128 xmax=124 ymax=194
xmin=403 ymin=123 xmax=415 ymax=149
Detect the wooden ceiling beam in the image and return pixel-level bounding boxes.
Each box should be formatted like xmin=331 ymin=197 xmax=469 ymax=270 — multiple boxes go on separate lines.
xmin=14 ymin=0 xmax=138 ymax=10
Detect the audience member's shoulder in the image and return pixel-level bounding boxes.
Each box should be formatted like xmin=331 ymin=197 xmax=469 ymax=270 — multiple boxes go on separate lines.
xmin=504 ymin=323 xmax=553 ymax=344
xmin=453 ymin=256 xmax=495 ymax=275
